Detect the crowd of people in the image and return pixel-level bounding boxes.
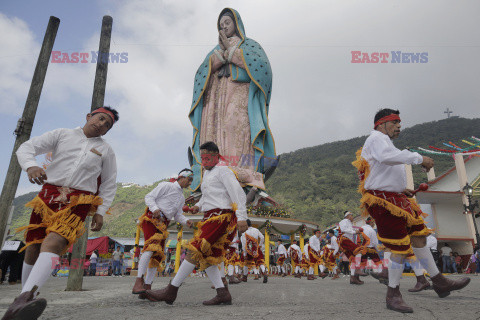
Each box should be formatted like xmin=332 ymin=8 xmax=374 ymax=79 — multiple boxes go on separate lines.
xmin=0 ymin=91 xmax=477 ymax=320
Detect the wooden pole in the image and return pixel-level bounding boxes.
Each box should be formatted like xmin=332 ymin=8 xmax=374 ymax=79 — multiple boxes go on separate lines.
xmin=0 ymin=16 xmax=60 ymax=248
xmin=66 ymin=16 xmax=112 ymax=291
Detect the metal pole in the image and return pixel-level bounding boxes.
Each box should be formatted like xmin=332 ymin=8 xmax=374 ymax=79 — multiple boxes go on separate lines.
xmin=0 ymin=16 xmax=60 ymax=248
xmin=66 ymin=15 xmax=112 ymax=291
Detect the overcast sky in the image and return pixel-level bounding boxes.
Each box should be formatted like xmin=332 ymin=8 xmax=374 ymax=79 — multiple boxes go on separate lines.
xmin=1 ymin=0 xmax=479 ymax=196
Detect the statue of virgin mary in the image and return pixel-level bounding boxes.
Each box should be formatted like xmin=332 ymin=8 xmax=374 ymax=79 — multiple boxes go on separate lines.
xmin=188 ymin=8 xmax=277 ymax=192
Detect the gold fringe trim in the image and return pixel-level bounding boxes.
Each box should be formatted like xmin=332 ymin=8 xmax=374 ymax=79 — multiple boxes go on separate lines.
xmin=184 ymin=212 xmax=236 ymax=271
xmin=360 ymin=192 xmax=425 ymax=226
xmin=138 ymin=207 xmax=168 ymax=232
xmin=377 ymin=234 xmax=411 ymax=246
xmin=17 ymin=194 xmax=102 ymax=254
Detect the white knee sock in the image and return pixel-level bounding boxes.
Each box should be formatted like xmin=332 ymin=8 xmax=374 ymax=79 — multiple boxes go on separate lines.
xmin=252 ymin=268 xmax=257 ymax=275
xmin=350 ymin=262 xmax=355 ymax=276
xmin=205 ymin=265 xmax=224 ymax=289
xmin=309 ymin=267 xmax=314 ymax=275
xmin=295 ymin=266 xmax=300 ymax=273
xmin=219 ymin=262 xmax=226 ymax=277
xmin=227 ymin=265 xmax=234 ymax=276
xmin=234 ymin=265 xmax=239 ymax=274
xmin=21 ymin=263 xmax=34 ymax=289
xmin=243 ymin=266 xmax=249 ymax=275
xmin=388 ymin=255 xmax=405 ymax=288
xmin=281 ymin=266 xmax=286 ymax=273
xmin=383 ymin=251 xmax=391 ymax=268
xmin=319 ymin=265 xmax=325 ymax=273
xmin=412 ymin=246 xmax=440 ymax=277
xmin=355 ymin=254 xmax=362 ymax=269
xmin=137 ymin=251 xmax=153 ymax=278
xmin=22 ymin=252 xmax=59 ymax=293
xmin=145 ymin=267 xmax=156 ymax=285
xmin=171 ymin=260 xmax=195 ymax=287
xmin=260 ymin=265 xmax=266 ymax=273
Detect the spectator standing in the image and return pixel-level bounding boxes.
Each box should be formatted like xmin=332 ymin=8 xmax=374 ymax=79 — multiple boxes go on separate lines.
xmin=112 ymin=247 xmax=122 ymax=276
xmin=90 ymin=250 xmax=98 ymax=276
xmin=440 ymin=243 xmax=452 ymax=273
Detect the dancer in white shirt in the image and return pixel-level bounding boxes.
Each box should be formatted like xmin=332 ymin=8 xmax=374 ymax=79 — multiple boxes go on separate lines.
xmin=145 ymin=141 xmax=248 ymax=306
xmin=3 ymin=107 xmax=119 ymax=320
xmin=241 ymin=220 xmax=268 ymax=283
xmin=224 ymin=233 xmax=242 ymax=285
xmin=353 ymin=108 xmax=470 ymax=313
xmin=337 ymin=212 xmax=365 ymax=285
xmin=288 ymin=240 xmax=302 ymax=278
xmin=276 ymin=240 xmax=288 ymax=277
xmin=132 ymin=169 xmax=194 ymax=298
xmin=361 ymin=217 xmax=383 ymax=274
xmin=307 ymin=230 xmax=326 ymax=280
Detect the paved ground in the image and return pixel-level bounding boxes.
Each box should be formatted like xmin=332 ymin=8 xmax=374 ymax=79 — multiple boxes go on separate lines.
xmin=0 ymin=274 xmax=478 ymax=320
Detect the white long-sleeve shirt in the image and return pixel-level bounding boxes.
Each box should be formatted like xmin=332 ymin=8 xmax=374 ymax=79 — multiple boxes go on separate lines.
xmin=196 ymin=166 xmax=247 ymax=221
xmin=339 ymin=218 xmax=355 ymax=241
xmin=362 ymin=224 xmax=378 ymax=248
xmin=361 ymin=130 xmax=423 ymax=192
xmin=16 ymin=127 xmax=117 ymax=216
xmin=241 ymin=227 xmax=264 ymax=256
xmin=426 ymin=235 xmax=438 ymax=251
xmin=144 ymin=181 xmax=189 ymax=226
xmin=276 ymin=243 xmax=287 ymax=256
xmin=330 ymin=236 xmax=339 ymax=255
xmin=288 ymin=244 xmax=302 ymax=260
xmin=309 ymin=235 xmax=321 ymax=252
xmin=303 ymin=243 xmax=309 ymax=259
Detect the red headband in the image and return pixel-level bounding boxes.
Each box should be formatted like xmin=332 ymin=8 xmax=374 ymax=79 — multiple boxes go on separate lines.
xmin=374 ymin=114 xmax=400 ymax=128
xmin=91 ymin=107 xmax=116 ymax=124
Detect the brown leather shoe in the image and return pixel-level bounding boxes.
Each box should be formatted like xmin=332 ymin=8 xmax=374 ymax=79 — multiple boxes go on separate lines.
xmin=370 ymin=268 xmax=388 ymax=285
xmin=430 ymin=273 xmax=471 ymax=298
xmin=319 ymin=272 xmax=328 ymax=279
xmin=281 ymin=273 xmax=287 ymax=277
xmin=350 ymin=275 xmax=364 ymax=285
xmin=138 ymin=284 xmax=151 ymax=300
xmin=1 ymin=286 xmax=47 ymax=320
xmin=202 ymin=287 xmax=232 ymax=305
xmin=132 ymin=276 xmax=145 ymax=294
xmin=307 ymin=275 xmax=316 ymax=280
xmin=254 ymin=274 xmax=259 ymax=280
xmin=242 ymin=275 xmax=247 ymax=282
xmin=408 ymin=275 xmax=431 ymax=292
xmin=145 ymin=282 xmax=179 ymax=304
xmin=228 ymin=275 xmax=241 ymax=284
xmin=386 ymin=286 xmax=413 ymax=313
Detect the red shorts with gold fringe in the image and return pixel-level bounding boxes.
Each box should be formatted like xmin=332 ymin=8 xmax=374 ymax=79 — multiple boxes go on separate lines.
xmin=245 ymin=250 xmax=265 ymax=268
xmin=366 ymin=190 xmax=431 ymax=255
xmin=290 ymin=250 xmax=301 ymax=265
xmin=17 ymin=183 xmax=102 ymax=255
xmin=308 ymin=247 xmax=321 ymax=266
xmin=338 ymin=236 xmax=359 ymax=260
xmin=224 ymin=246 xmax=239 ymax=266
xmin=139 ymin=207 xmax=169 ymax=271
xmin=277 ymin=254 xmax=286 ymax=266
xmin=360 ymin=248 xmax=381 ymax=264
xmin=185 ymin=208 xmax=237 ymax=271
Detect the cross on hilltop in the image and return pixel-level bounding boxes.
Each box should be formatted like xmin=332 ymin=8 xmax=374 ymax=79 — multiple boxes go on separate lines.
xmin=444 ymin=108 xmax=453 ymax=118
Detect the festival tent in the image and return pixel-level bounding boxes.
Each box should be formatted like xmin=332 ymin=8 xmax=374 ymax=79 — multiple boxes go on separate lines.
xmin=67 ymin=236 xmax=122 ymax=255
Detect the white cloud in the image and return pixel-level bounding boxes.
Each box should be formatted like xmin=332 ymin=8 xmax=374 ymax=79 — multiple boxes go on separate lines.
xmin=0 ymin=13 xmax=39 ymax=115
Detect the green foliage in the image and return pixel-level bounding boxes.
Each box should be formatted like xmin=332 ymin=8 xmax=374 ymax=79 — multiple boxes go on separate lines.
xmin=8 ymin=118 xmax=479 ymax=237
xmin=266 ymin=117 xmax=480 ymax=229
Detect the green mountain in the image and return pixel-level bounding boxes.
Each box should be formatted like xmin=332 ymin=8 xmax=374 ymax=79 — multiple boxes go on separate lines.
xmin=8 ymin=117 xmax=479 ymax=238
